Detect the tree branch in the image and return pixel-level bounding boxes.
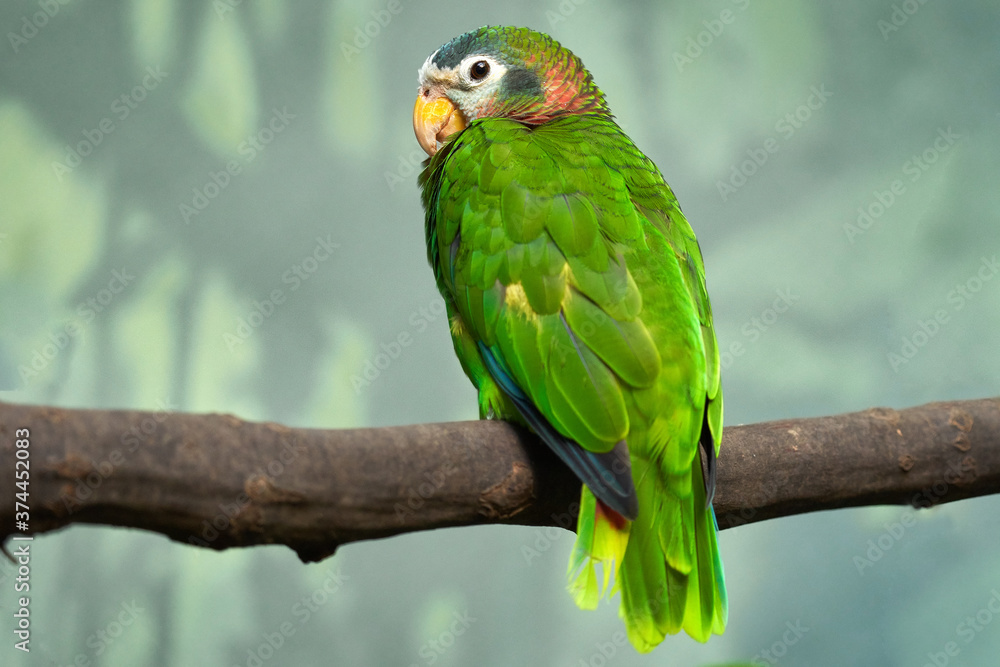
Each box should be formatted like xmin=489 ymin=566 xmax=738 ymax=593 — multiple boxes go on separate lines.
xmin=1 ymin=398 xmax=998 ymax=562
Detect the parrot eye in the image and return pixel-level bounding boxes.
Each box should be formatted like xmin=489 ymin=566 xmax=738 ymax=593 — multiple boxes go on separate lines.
xmin=469 ymin=60 xmax=490 ymax=81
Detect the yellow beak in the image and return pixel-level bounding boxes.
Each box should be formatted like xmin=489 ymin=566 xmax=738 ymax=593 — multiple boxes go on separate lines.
xmin=413 ymin=92 xmax=467 ymax=156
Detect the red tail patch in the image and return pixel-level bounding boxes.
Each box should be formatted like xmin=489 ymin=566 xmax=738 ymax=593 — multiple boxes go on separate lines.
xmin=596 ymin=499 xmax=628 ymax=531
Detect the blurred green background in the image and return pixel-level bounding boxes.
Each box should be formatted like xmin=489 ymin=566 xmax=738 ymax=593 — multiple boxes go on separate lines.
xmin=2 ymin=0 xmax=999 ymax=665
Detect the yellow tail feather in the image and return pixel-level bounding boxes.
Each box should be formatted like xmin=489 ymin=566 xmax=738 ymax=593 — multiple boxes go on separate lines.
xmin=568 ymin=486 xmax=630 ymax=609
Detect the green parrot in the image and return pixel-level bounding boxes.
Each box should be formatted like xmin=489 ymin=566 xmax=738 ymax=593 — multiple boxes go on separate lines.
xmin=413 ymin=26 xmax=726 ymax=651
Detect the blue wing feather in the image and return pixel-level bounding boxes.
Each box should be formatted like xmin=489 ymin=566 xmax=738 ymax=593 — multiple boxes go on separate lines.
xmin=477 ymin=341 xmax=639 ymax=519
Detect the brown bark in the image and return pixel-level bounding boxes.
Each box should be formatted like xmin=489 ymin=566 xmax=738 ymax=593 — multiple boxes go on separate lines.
xmin=1 ymin=398 xmax=998 ymax=562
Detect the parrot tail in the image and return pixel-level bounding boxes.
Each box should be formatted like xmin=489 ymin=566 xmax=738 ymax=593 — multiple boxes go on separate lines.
xmin=568 ymin=488 xmax=631 ymax=608
xmin=569 ymin=453 xmax=727 ymax=652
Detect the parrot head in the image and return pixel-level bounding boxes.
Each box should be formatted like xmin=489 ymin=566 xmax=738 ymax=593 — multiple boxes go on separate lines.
xmin=413 ymin=26 xmax=610 ymax=156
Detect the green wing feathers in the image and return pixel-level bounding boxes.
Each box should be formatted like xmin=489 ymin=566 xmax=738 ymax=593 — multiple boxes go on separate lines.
xmin=421 ymin=112 xmax=727 ymax=650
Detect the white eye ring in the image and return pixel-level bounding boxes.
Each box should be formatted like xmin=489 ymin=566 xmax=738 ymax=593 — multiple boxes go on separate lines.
xmin=459 ymin=55 xmax=504 ymax=86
